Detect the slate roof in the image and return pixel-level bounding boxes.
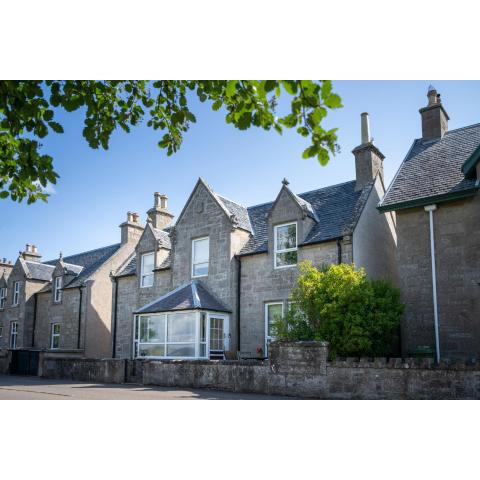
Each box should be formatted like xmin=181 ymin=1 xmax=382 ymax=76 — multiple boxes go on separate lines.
xmin=217 ymin=195 xmax=252 ymax=232
xmin=44 ymin=243 xmax=121 ymax=288
xmin=117 ymin=255 xmax=137 ymax=277
xmin=25 ymin=261 xmax=55 ymax=281
xmin=135 ymin=280 xmax=231 ymax=314
xmin=151 ymin=226 xmax=172 ymax=249
xmin=239 ymin=180 xmax=368 ymax=255
xmin=379 ymin=123 xmax=480 ymax=211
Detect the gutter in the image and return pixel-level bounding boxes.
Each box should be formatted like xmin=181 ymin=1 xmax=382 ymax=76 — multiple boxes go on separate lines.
xmin=77 ymin=286 xmax=83 ymax=349
xmin=425 ymin=204 xmax=441 ymax=363
xmin=337 ymin=239 xmax=342 ymax=264
xmin=236 ymin=255 xmax=241 ymax=352
xmin=31 ymin=292 xmax=38 ymax=347
xmin=112 ymin=276 xmax=118 ymax=358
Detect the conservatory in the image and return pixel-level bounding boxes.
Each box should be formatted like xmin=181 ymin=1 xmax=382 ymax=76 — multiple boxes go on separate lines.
xmin=133 ymin=281 xmax=231 ymax=360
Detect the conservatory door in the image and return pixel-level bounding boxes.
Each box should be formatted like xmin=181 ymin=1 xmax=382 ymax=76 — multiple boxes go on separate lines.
xmin=209 ymin=314 xmax=229 ymax=359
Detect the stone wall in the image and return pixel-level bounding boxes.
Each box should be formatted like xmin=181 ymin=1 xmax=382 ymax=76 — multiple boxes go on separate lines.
xmin=0 ymin=350 xmax=11 ymax=374
xmin=396 ymin=194 xmax=480 ymax=360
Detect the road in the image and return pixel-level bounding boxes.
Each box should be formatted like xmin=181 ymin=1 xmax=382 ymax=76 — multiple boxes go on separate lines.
xmin=0 ymin=374 xmax=292 ymax=400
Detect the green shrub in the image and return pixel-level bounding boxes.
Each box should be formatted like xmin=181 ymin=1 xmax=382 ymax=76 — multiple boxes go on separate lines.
xmin=273 ymin=262 xmax=404 ymax=358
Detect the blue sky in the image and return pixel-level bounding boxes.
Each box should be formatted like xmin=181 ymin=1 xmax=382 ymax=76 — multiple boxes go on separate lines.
xmin=1 ymin=80 xmax=479 ymax=262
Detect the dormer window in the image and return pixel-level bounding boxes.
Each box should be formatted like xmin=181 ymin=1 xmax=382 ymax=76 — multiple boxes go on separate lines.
xmin=141 ymin=252 xmax=155 ymax=288
xmin=192 ymin=237 xmax=209 ymax=278
xmin=54 ymin=276 xmax=62 ymax=303
xmin=0 ymin=287 xmax=6 ymax=309
xmin=12 ymin=281 xmax=20 ymax=306
xmin=274 ymin=222 xmax=298 ymax=268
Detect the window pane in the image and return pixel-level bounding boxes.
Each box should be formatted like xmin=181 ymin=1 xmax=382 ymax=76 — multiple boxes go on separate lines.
xmin=142 ymin=253 xmax=154 ymax=270
xmin=166 ymin=344 xmax=195 ymax=357
xmin=193 ymin=238 xmax=209 ymax=263
xmin=193 ymin=262 xmax=209 ymax=277
xmin=267 ymin=304 xmax=283 ymax=336
xmin=139 ymin=317 xmax=149 ymax=342
xmin=139 ymin=344 xmax=165 ymax=357
xmin=148 ymin=316 xmax=165 ymax=343
xmin=167 ymin=313 xmax=196 ymax=343
xmin=53 ymin=324 xmax=61 ymax=334
xmin=199 ymin=343 xmax=206 ymax=357
xmin=276 ymin=224 xmax=297 ymax=250
xmin=52 ymin=335 xmax=60 ymax=349
xmin=276 ymin=251 xmax=297 ymax=267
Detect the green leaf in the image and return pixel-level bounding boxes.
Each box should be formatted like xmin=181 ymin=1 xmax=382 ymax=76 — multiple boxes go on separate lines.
xmin=0 ymin=191 xmax=9 ymax=199
xmin=225 ymin=80 xmax=237 ymax=98
xmin=212 ymin=100 xmax=222 ymax=111
xmin=48 ymin=122 xmax=64 ymax=133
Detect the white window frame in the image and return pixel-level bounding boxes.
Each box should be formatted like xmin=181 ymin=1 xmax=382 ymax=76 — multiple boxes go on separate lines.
xmin=0 ymin=287 xmax=6 ymax=309
xmin=191 ymin=236 xmax=209 ymax=278
xmin=10 ymin=321 xmax=18 ymax=349
xmin=53 ymin=276 xmax=62 ymax=303
xmin=12 ymin=281 xmax=20 ymax=306
xmin=133 ymin=310 xmax=229 ymax=360
xmin=264 ymin=301 xmax=284 ymax=356
xmin=50 ymin=323 xmax=61 ymax=349
xmin=140 ymin=252 xmax=155 ymax=288
xmin=273 ymin=221 xmax=298 ymax=269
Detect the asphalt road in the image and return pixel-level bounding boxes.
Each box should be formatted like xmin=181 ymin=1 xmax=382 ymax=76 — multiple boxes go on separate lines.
xmin=0 ymin=374 xmax=292 ymax=400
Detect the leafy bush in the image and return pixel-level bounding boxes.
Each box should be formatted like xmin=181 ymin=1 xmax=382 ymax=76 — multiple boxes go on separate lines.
xmin=274 ymin=262 xmax=404 ymax=358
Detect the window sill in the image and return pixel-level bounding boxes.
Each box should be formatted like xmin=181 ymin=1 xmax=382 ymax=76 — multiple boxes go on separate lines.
xmin=274 ymin=264 xmax=298 ymax=270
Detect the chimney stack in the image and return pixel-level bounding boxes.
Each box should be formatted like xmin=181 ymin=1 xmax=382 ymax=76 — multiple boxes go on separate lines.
xmin=0 ymin=257 xmax=13 ymax=278
xmin=419 ymin=85 xmax=449 ymax=141
xmin=352 ymin=113 xmax=385 ymax=191
xmin=147 ymin=192 xmax=174 ymax=230
xmin=22 ymin=243 xmax=42 ymax=262
xmin=119 ymin=211 xmax=144 ymax=244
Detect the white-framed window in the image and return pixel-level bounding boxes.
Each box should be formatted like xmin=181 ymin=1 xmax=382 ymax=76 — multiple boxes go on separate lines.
xmin=140 ymin=252 xmax=154 ymax=288
xmin=53 ymin=276 xmax=62 ymax=303
xmin=192 ymin=237 xmax=209 ymax=277
xmin=134 ymin=311 xmax=229 ymax=359
xmin=50 ymin=323 xmax=61 ymax=349
xmin=265 ymin=302 xmax=284 ymax=356
xmin=0 ymin=287 xmax=6 ymax=309
xmin=274 ymin=222 xmax=298 ymax=269
xmin=12 ymin=281 xmax=20 ymax=306
xmin=10 ymin=321 xmax=18 ymax=349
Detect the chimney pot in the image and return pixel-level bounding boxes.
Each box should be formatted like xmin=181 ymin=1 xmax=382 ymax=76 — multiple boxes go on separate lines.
xmin=132 ymin=212 xmax=140 ymax=223
xmin=361 ymin=112 xmax=371 ymax=144
xmin=420 ymin=87 xmax=449 ymax=140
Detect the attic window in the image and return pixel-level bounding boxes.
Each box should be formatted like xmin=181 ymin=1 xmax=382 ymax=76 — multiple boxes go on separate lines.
xmin=274 ymin=222 xmax=298 ymax=268
xmin=141 ymin=252 xmax=155 ymax=288
xmin=54 ymin=276 xmax=62 ymax=303
xmin=192 ymin=237 xmax=209 ymax=278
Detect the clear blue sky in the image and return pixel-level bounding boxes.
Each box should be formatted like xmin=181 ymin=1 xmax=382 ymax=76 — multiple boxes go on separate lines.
xmin=1 ymin=80 xmax=479 ymax=262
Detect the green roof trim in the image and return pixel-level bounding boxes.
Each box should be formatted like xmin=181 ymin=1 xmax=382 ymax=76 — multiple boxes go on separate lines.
xmin=377 ymin=186 xmax=479 ymax=212
xmin=462 ymin=143 xmax=480 ymax=178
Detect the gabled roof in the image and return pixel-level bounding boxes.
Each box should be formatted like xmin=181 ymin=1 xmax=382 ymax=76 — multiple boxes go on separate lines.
xmin=25 ymin=261 xmax=55 ymax=281
xmin=116 ymin=254 xmax=137 ymax=278
xmin=379 ymin=123 xmax=480 ymax=212
xmin=150 ymin=225 xmax=172 ymax=249
xmin=239 ymin=180 xmax=368 ymax=255
xmin=135 ymin=280 xmax=231 ymax=314
xmin=44 ymin=243 xmax=121 ymax=289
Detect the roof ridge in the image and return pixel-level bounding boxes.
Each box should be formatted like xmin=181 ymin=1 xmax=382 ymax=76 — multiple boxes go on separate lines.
xmin=44 ymin=243 xmax=121 ymax=265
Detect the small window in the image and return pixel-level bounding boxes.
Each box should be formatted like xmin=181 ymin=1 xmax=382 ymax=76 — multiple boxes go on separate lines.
xmin=51 ymin=323 xmax=61 ymax=349
xmin=10 ymin=321 xmax=18 ymax=349
xmin=53 ymin=276 xmax=62 ymax=303
xmin=274 ymin=222 xmax=297 ymax=268
xmin=192 ymin=237 xmax=209 ymax=278
xmin=12 ymin=281 xmax=20 ymax=306
xmin=0 ymin=287 xmax=6 ymax=309
xmin=140 ymin=253 xmax=154 ymax=288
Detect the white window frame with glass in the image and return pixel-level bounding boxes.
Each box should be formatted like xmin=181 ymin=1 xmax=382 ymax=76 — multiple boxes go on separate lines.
xmin=0 ymin=287 xmax=6 ymax=309
xmin=265 ymin=302 xmax=284 ymax=357
xmin=50 ymin=323 xmax=61 ymax=349
xmin=10 ymin=321 xmax=18 ymax=349
xmin=133 ymin=310 xmax=229 ymax=360
xmin=191 ymin=236 xmax=209 ymax=278
xmin=274 ymin=222 xmax=298 ymax=269
xmin=53 ymin=276 xmax=62 ymax=303
xmin=12 ymin=281 xmax=20 ymax=306
xmin=140 ymin=252 xmax=155 ymax=288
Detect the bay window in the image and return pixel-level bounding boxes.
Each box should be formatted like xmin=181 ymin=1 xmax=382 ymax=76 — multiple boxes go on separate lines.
xmin=192 ymin=237 xmax=209 ymax=277
xmin=140 ymin=252 xmax=154 ymax=287
xmin=274 ymin=222 xmax=298 ymax=268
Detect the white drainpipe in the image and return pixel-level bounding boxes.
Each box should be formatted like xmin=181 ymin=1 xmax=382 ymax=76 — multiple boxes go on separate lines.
xmin=424 ymin=204 xmax=440 ymax=363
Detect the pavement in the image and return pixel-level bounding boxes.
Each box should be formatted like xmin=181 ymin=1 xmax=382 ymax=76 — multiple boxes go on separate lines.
xmin=0 ymin=374 xmax=293 ymax=400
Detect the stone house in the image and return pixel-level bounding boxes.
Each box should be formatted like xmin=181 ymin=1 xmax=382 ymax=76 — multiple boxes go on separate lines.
xmin=0 ymin=214 xmax=141 ymax=358
xmin=113 ymin=114 xmax=398 ymax=361
xmin=378 ymin=87 xmax=480 ymax=361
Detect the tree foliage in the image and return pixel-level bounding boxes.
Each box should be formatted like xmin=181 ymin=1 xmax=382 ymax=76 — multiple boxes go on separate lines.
xmin=0 ymin=80 xmax=342 ymax=203
xmin=274 ymin=262 xmax=404 ymax=358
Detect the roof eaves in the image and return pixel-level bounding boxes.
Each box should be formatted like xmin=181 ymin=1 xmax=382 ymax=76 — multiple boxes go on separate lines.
xmin=462 ymin=143 xmax=480 ymax=178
